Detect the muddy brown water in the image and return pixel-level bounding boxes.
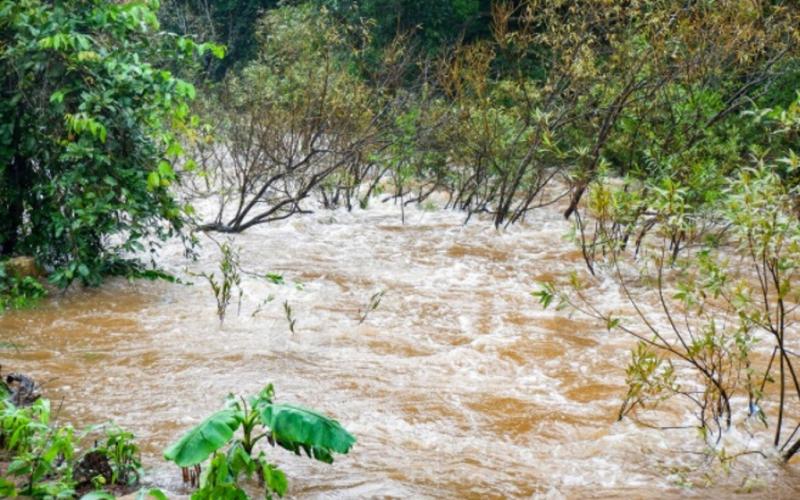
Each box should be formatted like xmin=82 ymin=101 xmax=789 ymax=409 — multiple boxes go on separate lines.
xmin=2 ymin=200 xmax=800 ymax=498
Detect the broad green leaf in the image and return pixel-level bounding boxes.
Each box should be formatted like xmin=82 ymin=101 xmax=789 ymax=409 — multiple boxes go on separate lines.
xmin=175 ymin=80 xmax=196 ymax=100
xmin=209 ymin=44 xmax=226 ymax=59
xmin=259 ymin=404 xmax=355 ymax=462
xmin=163 ymin=409 xmax=242 ymax=467
xmin=77 ymin=264 xmax=90 ymax=278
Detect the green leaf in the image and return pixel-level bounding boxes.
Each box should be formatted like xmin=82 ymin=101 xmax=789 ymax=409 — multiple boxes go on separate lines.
xmin=259 ymin=404 xmax=355 ymax=463
xmin=192 ymin=483 xmax=248 ymax=500
xmin=157 ymin=160 xmax=174 ymax=179
xmin=210 ymin=45 xmax=226 ymax=59
xmin=146 ymin=171 xmax=160 ymax=190
xmin=175 ymin=80 xmax=196 ymax=100
xmin=163 ymin=409 xmax=242 ymax=467
xmin=166 ymin=140 xmax=183 ymax=157
xmin=0 ymin=476 xmax=17 ymax=497
xmin=80 ymin=492 xmax=116 ymax=500
xmin=262 ymin=462 xmax=288 ymax=497
xmin=200 ymin=42 xmax=226 ymax=59
xmin=265 ymin=273 xmax=284 ymax=285
xmin=249 ymin=384 xmax=275 ymax=411
xmin=77 ymin=264 xmax=90 ymax=278
xmin=532 ymin=283 xmax=555 ymax=309
xmin=227 ymin=442 xmax=256 ymax=478
xmin=135 ymin=488 xmax=169 ymax=500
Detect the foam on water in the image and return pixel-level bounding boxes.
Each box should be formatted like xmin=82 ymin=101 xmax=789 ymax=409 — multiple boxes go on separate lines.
xmin=2 ymin=197 xmax=799 ymax=497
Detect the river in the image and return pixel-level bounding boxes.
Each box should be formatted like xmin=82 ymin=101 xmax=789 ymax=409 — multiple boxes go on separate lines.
xmin=2 ymin=198 xmax=799 ymax=498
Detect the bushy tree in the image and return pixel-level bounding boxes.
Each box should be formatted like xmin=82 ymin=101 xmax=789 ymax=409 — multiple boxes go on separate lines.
xmin=0 ymin=0 xmax=220 ymax=286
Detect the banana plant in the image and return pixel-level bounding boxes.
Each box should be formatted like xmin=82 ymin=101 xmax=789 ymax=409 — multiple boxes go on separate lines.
xmin=163 ymin=384 xmax=356 ymax=499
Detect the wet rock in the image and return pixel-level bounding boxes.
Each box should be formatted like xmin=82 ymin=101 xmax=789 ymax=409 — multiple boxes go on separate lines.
xmin=74 ymin=450 xmax=114 ymax=489
xmin=2 ymin=372 xmax=41 ymax=406
xmin=3 ymin=256 xmax=40 ymax=278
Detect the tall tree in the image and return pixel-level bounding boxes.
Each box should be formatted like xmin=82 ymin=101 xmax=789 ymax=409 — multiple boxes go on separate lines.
xmin=0 ymin=0 xmax=220 ymax=286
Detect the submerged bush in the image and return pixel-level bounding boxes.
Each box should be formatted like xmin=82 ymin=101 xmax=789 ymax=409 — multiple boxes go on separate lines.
xmin=0 ymin=372 xmax=146 ymax=498
xmin=0 ymin=262 xmax=46 ymax=312
xmin=536 ymin=95 xmax=800 ymax=466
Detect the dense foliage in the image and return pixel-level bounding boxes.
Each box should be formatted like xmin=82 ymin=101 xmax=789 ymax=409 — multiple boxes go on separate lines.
xmin=160 ymin=0 xmax=279 ymax=78
xmin=0 ymin=0 xmax=220 ymax=287
xmin=160 ymin=0 xmax=492 ymax=78
xmin=0 ymin=374 xmax=145 ymax=498
xmin=175 ymin=0 xmax=799 ymax=230
xmin=186 ymin=4 xmax=401 ymax=231
xmin=320 ymin=0 xmax=490 ymax=56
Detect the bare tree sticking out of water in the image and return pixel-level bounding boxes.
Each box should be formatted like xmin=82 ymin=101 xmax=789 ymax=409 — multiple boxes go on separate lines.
xmin=185 ymin=6 xmax=405 ymax=233
xmin=536 ymin=164 xmax=800 ymax=463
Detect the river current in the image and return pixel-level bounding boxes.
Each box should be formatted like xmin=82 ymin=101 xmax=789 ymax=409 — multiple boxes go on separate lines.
xmin=2 ymin=197 xmax=799 ymax=498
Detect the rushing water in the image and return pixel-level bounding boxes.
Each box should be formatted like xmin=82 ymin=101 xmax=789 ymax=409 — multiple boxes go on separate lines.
xmin=2 ymin=198 xmax=800 ymax=498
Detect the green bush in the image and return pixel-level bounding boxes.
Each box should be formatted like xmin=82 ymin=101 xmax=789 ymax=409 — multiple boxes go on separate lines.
xmin=0 ymin=393 xmax=145 ymax=498
xmin=0 ymin=0 xmax=221 ymax=288
xmin=0 ymin=262 xmax=46 ymax=312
